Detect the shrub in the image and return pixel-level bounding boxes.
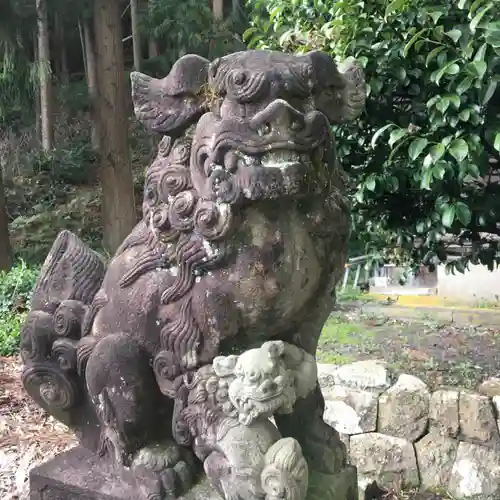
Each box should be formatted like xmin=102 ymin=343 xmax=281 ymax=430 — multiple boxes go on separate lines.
xmin=0 ymin=261 xmax=39 ymax=356
xmin=246 ymin=0 xmax=500 ymax=273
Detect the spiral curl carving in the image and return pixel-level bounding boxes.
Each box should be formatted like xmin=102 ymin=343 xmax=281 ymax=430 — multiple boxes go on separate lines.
xmin=153 ymin=349 xmax=182 ymax=398
xmin=52 ymin=338 xmax=78 ymax=372
xmin=168 ymin=191 xmax=197 ymax=232
xmin=169 ymin=141 xmax=191 ymax=165
xmin=20 ymin=311 xmax=55 ymax=362
xmin=160 ymin=166 xmax=192 ymax=199
xmin=158 ymin=136 xmax=173 ymax=158
xmin=53 ymin=300 xmax=86 ymax=339
xmin=150 ymin=204 xmax=171 ymax=231
xmin=193 ymin=200 xmax=234 ymax=241
xmin=226 ymin=69 xmax=269 ymax=103
xmin=22 ymin=361 xmax=78 ymax=410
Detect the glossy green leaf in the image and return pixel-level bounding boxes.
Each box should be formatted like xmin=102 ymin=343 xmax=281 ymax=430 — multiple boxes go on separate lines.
xmin=431 ymin=143 xmax=446 ymax=162
xmin=445 ymin=93 xmax=461 ymax=109
xmin=482 ymin=80 xmax=498 ymax=104
xmin=456 ymin=76 xmax=474 ymax=94
xmin=446 ymin=29 xmax=462 ymax=43
xmin=371 ymin=124 xmax=395 ymax=148
xmin=434 ymin=60 xmax=460 ymax=84
xmin=403 ymin=28 xmax=427 ymax=57
xmin=389 ymin=128 xmax=408 ymax=147
xmin=494 ymin=132 xmax=500 ymax=152
xmin=436 ymin=98 xmax=450 ymax=113
xmin=459 ymin=109 xmax=471 ymax=121
xmin=433 ymin=161 xmax=446 ymax=180
xmin=448 ymin=139 xmax=469 ymax=162
xmin=455 ymin=201 xmax=472 ymax=226
xmin=385 ymin=0 xmax=406 ymax=18
xmin=468 ymin=60 xmax=487 ymax=78
xmin=426 ymin=46 xmax=446 ymax=67
xmin=409 ymin=138 xmax=428 ymax=160
xmin=420 ymin=168 xmax=433 ymax=190
xmin=365 ymin=176 xmax=377 ymax=191
xmin=474 ymin=43 xmax=488 ymax=61
xmin=470 ymin=4 xmax=493 ymax=32
xmin=442 ymin=205 xmax=456 ymax=227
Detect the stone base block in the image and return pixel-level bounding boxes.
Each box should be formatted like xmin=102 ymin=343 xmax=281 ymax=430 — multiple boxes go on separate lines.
xmin=30 ymin=447 xmax=358 ymax=500
xmin=29 ymin=447 xmax=221 ymax=500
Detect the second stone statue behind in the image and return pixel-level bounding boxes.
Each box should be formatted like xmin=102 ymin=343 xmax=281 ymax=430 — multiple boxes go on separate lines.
xmin=21 ymin=48 xmax=366 ymax=500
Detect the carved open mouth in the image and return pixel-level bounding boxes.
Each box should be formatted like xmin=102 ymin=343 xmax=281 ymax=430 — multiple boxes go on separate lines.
xmin=205 ymin=147 xmax=324 ymax=178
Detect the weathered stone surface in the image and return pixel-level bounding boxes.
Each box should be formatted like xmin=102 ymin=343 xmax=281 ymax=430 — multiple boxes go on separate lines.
xmin=332 ymin=360 xmax=393 ymax=392
xmin=349 ymin=433 xmax=419 ymax=493
xmin=20 ymin=49 xmax=367 ymax=500
xmin=415 ymin=432 xmax=458 ymax=489
xmin=30 ymin=446 xmax=223 ymax=500
xmin=428 ymin=389 xmax=459 ymax=437
xmin=459 ymin=391 xmax=499 ymax=447
xmin=492 ymin=396 xmax=500 ymax=430
xmin=317 ymin=363 xmax=339 ymax=389
xmin=323 ymin=385 xmax=378 ymax=434
xmin=448 ymin=442 xmax=500 ymax=498
xmin=478 ymin=377 xmax=500 ymax=398
xmin=378 ymin=374 xmax=430 ymax=442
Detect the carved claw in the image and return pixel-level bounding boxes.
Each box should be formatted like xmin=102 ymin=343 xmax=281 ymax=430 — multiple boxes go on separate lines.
xmin=132 ymin=442 xmax=197 ymax=500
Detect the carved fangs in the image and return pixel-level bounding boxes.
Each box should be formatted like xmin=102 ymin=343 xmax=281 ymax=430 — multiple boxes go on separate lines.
xmin=208 ymin=149 xmax=322 ymax=178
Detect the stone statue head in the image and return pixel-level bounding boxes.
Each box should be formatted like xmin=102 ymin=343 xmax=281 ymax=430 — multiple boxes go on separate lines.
xmin=130 ymin=49 xmax=365 ymax=209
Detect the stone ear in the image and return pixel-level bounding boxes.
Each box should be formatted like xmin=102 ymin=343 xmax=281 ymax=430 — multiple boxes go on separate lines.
xmin=304 ymin=51 xmax=366 ymax=125
xmin=130 ymin=54 xmax=210 ymax=135
xmin=213 ymin=355 xmax=239 ymax=377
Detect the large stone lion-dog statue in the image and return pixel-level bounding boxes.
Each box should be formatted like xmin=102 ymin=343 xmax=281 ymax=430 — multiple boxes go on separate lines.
xmin=20 ymin=49 xmax=365 ymax=500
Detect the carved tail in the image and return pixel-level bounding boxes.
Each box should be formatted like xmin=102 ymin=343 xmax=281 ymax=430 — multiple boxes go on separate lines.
xmin=20 ymin=230 xmax=106 ymax=450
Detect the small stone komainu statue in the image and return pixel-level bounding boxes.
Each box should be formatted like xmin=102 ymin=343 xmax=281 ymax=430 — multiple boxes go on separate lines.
xmin=21 ymin=48 xmax=366 ymax=500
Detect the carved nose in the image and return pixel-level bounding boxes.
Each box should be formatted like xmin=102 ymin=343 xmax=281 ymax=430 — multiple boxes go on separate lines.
xmin=251 ymin=99 xmax=306 ymax=136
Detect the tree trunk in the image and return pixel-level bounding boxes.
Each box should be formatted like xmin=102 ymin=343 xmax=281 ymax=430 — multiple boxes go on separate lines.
xmin=33 ymin=33 xmax=41 ymax=144
xmin=55 ymin=14 xmax=69 ymax=84
xmin=36 ymin=0 xmax=53 ymax=151
xmin=0 ymin=170 xmax=12 ymax=272
xmin=148 ymin=0 xmax=158 ymax=58
xmin=213 ymin=0 xmax=224 ymax=20
xmin=130 ymin=0 xmax=141 ymax=71
xmin=82 ymin=15 xmax=100 ymax=151
xmin=94 ymin=0 xmax=137 ymax=254
xmin=148 ymin=38 xmax=158 ymax=59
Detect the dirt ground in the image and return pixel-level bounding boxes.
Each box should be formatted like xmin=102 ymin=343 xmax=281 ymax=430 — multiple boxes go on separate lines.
xmin=2 ymin=304 xmax=497 ymax=499
xmin=318 ymin=305 xmax=500 ymax=391
xmin=0 ymin=356 xmax=76 ymax=500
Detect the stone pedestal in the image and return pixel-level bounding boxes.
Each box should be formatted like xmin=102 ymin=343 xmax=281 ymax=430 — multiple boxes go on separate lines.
xmin=30 ymin=448 xmax=358 ymax=500
xmin=29 ymin=447 xmax=221 ymax=500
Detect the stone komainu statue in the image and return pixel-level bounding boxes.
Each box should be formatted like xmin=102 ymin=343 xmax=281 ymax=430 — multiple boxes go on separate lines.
xmin=21 ymin=50 xmax=365 ymax=500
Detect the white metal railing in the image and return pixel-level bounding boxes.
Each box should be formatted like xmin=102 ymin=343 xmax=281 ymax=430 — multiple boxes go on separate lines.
xmin=341 ymin=255 xmax=371 ymax=291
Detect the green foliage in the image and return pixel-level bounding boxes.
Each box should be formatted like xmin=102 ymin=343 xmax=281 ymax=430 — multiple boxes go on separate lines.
xmin=0 ymin=311 xmax=26 ymax=356
xmin=246 ymin=0 xmax=500 ymax=273
xmin=29 ymin=137 xmax=97 ymax=186
xmin=0 ymin=261 xmax=39 ymax=356
xmin=142 ymin=0 xmax=248 ymax=76
xmin=0 ymin=260 xmax=39 ymax=313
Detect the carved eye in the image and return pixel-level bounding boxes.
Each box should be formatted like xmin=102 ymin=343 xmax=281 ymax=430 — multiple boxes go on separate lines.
xmin=233 ymin=70 xmax=246 ymax=85
xmin=258 ymin=123 xmax=271 ymax=136
xmin=247 ymin=370 xmax=261 ymax=383
xmin=145 ymin=184 xmax=158 ymax=203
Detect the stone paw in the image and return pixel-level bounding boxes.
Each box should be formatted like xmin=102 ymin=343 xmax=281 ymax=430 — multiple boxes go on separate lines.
xmin=132 ymin=441 xmax=197 ymax=499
